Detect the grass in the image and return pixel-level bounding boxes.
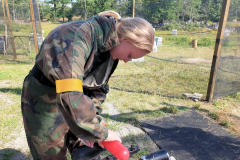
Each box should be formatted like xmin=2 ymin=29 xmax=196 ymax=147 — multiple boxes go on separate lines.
xmin=41 ymin=22 xmax=63 ymax=37
xmin=0 ymin=23 xmax=240 ymax=159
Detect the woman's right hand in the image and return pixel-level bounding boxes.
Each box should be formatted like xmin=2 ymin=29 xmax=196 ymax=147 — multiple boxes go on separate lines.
xmin=98 ymin=129 xmax=121 ymax=148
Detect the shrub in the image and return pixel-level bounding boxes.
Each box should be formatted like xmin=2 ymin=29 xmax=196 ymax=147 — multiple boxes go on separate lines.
xmin=200 ymin=24 xmax=206 ymax=28
xmin=0 ymin=24 xmax=5 ymax=32
xmin=198 ymin=38 xmax=213 ymax=47
xmin=162 ymin=23 xmax=179 ymax=31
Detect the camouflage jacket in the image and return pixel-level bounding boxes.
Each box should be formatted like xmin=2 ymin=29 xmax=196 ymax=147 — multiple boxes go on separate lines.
xmin=35 ymin=16 xmax=120 ymax=142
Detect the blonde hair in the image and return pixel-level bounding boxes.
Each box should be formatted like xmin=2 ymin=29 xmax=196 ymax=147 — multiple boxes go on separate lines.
xmin=98 ymin=11 xmax=155 ymax=53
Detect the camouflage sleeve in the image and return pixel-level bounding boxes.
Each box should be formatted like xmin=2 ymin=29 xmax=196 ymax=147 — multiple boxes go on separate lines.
xmin=55 ymin=22 xmax=108 ymax=142
xmin=84 ymin=84 xmax=110 ymax=115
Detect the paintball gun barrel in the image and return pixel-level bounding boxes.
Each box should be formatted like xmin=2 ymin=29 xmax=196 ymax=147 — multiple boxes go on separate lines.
xmin=140 ymin=149 xmax=176 ymax=160
xmin=102 ymin=144 xmax=176 ymax=160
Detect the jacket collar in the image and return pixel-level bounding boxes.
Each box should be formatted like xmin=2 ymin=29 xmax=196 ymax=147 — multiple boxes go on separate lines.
xmin=88 ymin=16 xmax=120 ymax=52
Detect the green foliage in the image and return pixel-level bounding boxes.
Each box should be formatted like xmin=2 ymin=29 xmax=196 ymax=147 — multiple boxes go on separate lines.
xmin=198 ymin=38 xmax=213 ymax=47
xmin=209 ymin=112 xmax=218 ymax=120
xmin=232 ymin=92 xmax=240 ymax=100
xmin=194 ymin=102 xmax=201 ymax=109
xmin=0 ymin=21 xmax=32 ymax=33
xmin=132 ymin=148 xmax=149 ymax=159
xmin=37 ymin=0 xmax=224 ymax=23
xmin=220 ymin=120 xmax=230 ymax=128
xmin=162 ymin=23 xmax=180 ymax=31
xmin=164 ymin=36 xmax=190 ymax=46
xmin=48 ymin=13 xmax=56 ymax=22
xmin=162 ymin=106 xmax=179 ymax=114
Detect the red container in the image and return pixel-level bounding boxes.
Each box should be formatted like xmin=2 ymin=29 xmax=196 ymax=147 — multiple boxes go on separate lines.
xmin=102 ymin=141 xmax=130 ymax=160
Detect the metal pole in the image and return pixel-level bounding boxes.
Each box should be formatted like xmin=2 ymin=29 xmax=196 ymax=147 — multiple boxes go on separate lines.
xmin=2 ymin=0 xmax=8 ymax=51
xmin=37 ymin=1 xmax=43 ymax=43
xmin=84 ymin=0 xmax=87 ymax=20
xmin=5 ymin=0 xmax=17 ymax=59
xmin=206 ymin=0 xmax=231 ymax=102
xmin=29 ymin=0 xmax=39 ymax=55
xmin=29 ymin=37 xmax=31 ymax=55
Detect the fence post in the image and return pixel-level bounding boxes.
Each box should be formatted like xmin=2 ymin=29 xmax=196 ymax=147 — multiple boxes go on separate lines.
xmin=133 ymin=0 xmax=135 ymax=18
xmin=192 ymin=39 xmax=197 ymax=48
xmin=37 ymin=2 xmax=43 ymax=43
xmin=5 ymin=0 xmax=17 ymax=60
xmin=1 ymin=0 xmax=7 ymax=55
xmin=29 ymin=0 xmax=39 ymax=55
xmin=206 ymin=0 xmax=231 ymax=102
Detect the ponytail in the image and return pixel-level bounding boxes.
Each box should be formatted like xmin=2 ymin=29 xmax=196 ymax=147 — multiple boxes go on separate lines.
xmin=98 ymin=11 xmax=155 ymax=53
xmin=98 ymin=10 xmax=121 ymax=20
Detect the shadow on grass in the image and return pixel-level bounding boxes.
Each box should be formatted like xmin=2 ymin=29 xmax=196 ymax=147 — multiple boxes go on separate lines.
xmin=4 ymin=59 xmax=34 ymax=65
xmin=111 ymin=87 xmax=186 ymax=100
xmin=145 ymin=55 xmax=211 ymax=68
xmin=0 ymin=148 xmax=31 ymax=160
xmin=102 ymin=102 xmax=191 ymax=124
xmin=0 ymin=88 xmax=22 ymax=95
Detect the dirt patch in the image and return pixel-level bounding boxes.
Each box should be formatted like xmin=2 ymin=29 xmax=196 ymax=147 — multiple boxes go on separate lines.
xmin=0 ymin=80 xmax=11 ymax=88
xmin=0 ymin=59 xmax=5 ymax=64
xmin=181 ymin=58 xmax=212 ymax=64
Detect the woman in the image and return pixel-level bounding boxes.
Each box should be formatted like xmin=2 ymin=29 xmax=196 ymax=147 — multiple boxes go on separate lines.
xmin=21 ymin=10 xmax=155 ymax=160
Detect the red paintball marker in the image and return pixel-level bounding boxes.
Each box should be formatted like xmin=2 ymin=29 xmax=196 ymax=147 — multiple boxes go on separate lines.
xmin=102 ymin=124 xmax=130 ymax=160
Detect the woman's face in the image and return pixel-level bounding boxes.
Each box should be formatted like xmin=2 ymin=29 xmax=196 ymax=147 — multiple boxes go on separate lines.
xmin=110 ymin=38 xmax=149 ymax=63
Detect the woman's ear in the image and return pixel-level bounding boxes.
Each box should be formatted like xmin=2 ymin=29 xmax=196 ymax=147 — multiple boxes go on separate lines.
xmin=119 ymin=37 xmax=126 ymax=43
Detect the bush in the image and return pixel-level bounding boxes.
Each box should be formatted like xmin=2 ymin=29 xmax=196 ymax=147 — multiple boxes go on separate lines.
xmin=162 ymin=23 xmax=180 ymax=31
xmin=200 ymin=24 xmax=205 ymax=28
xmin=198 ymin=38 xmax=213 ymax=47
xmin=0 ymin=24 xmax=5 ymax=32
xmin=165 ymin=36 xmax=190 ymax=46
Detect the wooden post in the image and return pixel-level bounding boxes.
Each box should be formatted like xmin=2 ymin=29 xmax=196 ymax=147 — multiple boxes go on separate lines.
xmin=133 ymin=0 xmax=135 ymax=18
xmin=206 ymin=0 xmax=231 ymax=102
xmin=29 ymin=0 xmax=39 ymax=55
xmin=192 ymin=39 xmax=197 ymax=48
xmin=5 ymin=0 xmax=17 ymax=59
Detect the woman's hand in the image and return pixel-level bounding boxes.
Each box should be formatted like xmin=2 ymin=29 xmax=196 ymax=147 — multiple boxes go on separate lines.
xmin=98 ymin=129 xmax=122 ymax=148
xmin=78 ymin=138 xmax=94 ymax=148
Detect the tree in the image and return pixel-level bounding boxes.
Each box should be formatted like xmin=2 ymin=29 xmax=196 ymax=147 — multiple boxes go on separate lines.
xmin=185 ymin=0 xmax=201 ymax=22
xmin=199 ymin=0 xmax=222 ymax=23
xmin=57 ymin=0 xmax=71 ymax=22
xmin=229 ymin=0 xmax=240 ymax=21
xmin=44 ymin=0 xmax=60 ymax=21
xmin=142 ymin=0 xmax=184 ymax=23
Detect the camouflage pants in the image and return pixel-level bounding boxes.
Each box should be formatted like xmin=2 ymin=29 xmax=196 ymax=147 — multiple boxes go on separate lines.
xmin=21 ymin=73 xmax=72 ymax=160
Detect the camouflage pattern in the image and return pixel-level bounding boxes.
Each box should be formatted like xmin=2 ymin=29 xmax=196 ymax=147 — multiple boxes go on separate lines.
xmin=21 ymin=16 xmax=120 ymax=160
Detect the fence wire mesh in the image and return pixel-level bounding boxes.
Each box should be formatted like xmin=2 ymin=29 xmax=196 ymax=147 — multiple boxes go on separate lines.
xmin=0 ymin=1 xmax=37 ymax=57
xmin=1 ymin=0 xmax=240 ymax=99
xmin=213 ymin=2 xmax=240 ymax=99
